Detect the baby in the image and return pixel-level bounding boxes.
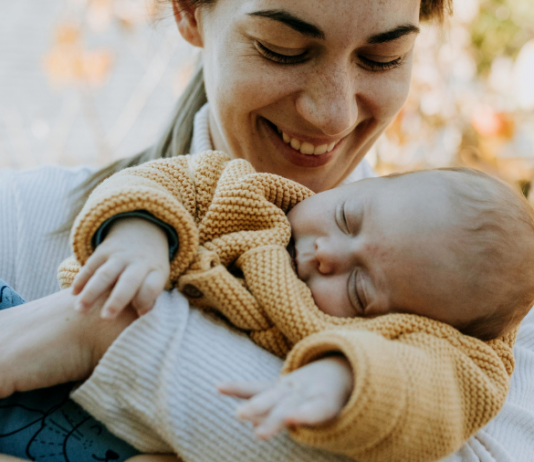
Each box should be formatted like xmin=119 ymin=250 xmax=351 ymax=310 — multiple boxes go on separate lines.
xmin=63 ymin=152 xmax=534 ymax=461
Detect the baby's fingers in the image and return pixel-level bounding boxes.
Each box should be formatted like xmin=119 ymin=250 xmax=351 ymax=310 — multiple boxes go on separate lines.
xmin=72 ymin=252 xmax=108 ymax=295
xmin=236 ymin=386 xmax=284 ymax=421
xmin=131 ymin=270 xmax=167 ymax=316
xmin=75 ymin=259 xmax=126 ymax=312
xmin=254 ymin=397 xmax=299 ymax=440
xmin=218 ymin=381 xmax=274 ymax=399
xmin=101 ymin=265 xmax=148 ymax=319
xmin=285 ymin=397 xmax=339 ymax=427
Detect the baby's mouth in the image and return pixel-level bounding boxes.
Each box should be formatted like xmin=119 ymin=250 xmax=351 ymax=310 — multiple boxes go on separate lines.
xmin=287 ymin=237 xmax=298 ymax=276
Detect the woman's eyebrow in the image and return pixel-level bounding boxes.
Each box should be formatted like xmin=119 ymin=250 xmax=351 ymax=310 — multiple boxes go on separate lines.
xmin=366 ymin=24 xmax=420 ymax=44
xmin=248 ymin=10 xmax=325 ymax=40
xmin=247 ymin=10 xmax=419 ymax=44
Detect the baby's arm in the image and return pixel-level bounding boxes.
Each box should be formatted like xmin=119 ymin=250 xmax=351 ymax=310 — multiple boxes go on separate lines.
xmin=281 ymin=326 xmax=515 ymax=462
xmin=72 ymin=216 xmax=170 ymax=318
xmin=59 ymin=155 xmax=205 ymax=318
xmin=219 ymin=356 xmax=353 ymax=439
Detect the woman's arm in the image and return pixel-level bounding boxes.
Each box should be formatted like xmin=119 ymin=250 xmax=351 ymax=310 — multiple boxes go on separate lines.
xmin=0 ymin=288 xmax=136 ymax=398
xmin=0 ymin=455 xmax=29 ymax=462
xmin=0 ymin=288 xmax=348 ymax=461
xmin=71 ymin=290 xmax=350 ymax=461
xmin=125 ymin=456 xmax=180 ymax=462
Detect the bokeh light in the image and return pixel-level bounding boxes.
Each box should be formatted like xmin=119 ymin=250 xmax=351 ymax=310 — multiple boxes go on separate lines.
xmin=1 ymin=0 xmax=533 ymax=199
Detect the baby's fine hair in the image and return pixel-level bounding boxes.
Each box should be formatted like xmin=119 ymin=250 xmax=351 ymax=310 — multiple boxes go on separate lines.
xmin=429 ymin=168 xmax=534 ymax=340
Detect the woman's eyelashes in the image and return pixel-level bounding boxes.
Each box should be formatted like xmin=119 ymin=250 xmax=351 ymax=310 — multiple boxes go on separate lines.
xmin=255 ymin=41 xmax=308 ymax=65
xmin=255 ymin=40 xmax=403 ymax=71
xmin=358 ymin=55 xmax=403 ymax=72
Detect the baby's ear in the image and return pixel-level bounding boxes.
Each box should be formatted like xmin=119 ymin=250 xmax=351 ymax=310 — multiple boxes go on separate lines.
xmin=0 ymin=402 xmax=44 ymax=435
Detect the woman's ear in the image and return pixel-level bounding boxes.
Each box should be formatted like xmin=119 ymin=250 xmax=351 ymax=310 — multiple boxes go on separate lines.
xmin=172 ymin=1 xmax=204 ymax=48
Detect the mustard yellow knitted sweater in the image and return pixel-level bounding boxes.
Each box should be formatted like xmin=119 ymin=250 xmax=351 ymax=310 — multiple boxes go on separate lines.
xmin=58 ymin=151 xmax=516 ymax=462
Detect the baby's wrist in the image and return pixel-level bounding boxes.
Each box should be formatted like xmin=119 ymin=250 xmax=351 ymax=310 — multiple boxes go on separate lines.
xmin=108 ymin=217 xmax=169 ymax=248
xmin=320 ymin=355 xmax=354 ymax=400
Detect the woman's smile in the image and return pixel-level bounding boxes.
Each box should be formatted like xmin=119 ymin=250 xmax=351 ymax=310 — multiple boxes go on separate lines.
xmin=261 ymin=117 xmax=344 ymax=168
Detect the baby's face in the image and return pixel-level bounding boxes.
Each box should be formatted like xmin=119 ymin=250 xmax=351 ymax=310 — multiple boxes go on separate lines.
xmin=287 ymin=172 xmax=489 ymax=327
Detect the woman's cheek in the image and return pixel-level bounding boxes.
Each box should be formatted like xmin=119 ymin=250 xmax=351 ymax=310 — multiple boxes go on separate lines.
xmin=358 ymin=59 xmax=414 ymax=121
xmin=221 ymin=58 xmax=301 ymax=113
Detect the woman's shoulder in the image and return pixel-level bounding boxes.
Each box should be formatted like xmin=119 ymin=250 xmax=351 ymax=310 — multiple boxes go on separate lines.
xmin=0 ymin=164 xmax=97 ymax=213
xmin=0 ymin=164 xmax=99 ymax=299
xmin=1 ymin=164 xmax=96 ymax=189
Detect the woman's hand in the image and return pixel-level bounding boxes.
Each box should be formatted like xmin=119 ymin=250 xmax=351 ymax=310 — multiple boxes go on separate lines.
xmin=0 ymin=289 xmax=136 ymax=399
xmin=125 ymin=455 xmax=181 ymax=462
xmin=0 ymin=455 xmax=30 ymax=461
xmin=218 ymin=356 xmax=354 ymax=440
xmin=72 ymin=217 xmax=170 ymax=319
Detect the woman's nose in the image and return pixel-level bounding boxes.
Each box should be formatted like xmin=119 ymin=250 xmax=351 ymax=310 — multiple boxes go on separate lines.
xmin=295 ymin=65 xmax=358 ymax=136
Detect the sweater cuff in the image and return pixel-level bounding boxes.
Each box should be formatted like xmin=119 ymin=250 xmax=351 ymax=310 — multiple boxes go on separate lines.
xmin=70 ymin=185 xmax=199 ymax=286
xmin=92 ymin=210 xmax=179 ymax=261
xmin=283 ymin=329 xmax=409 ymax=460
xmin=284 ymin=330 xmax=407 ymax=454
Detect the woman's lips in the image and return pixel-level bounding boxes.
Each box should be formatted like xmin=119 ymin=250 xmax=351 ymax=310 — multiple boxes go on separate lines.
xmin=262 ymin=118 xmax=343 ymax=168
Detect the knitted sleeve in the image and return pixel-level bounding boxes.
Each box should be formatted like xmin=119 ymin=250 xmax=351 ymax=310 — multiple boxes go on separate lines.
xmin=57 ymin=155 xmax=207 ymax=289
xmin=283 ymin=325 xmax=516 ymax=462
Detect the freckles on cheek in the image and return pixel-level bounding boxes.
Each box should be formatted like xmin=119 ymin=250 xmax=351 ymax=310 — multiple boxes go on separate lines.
xmin=227 ymin=66 xmax=295 ymax=112
xmin=362 ymin=67 xmax=413 ymax=120
xmin=216 ymin=45 xmax=298 ymax=110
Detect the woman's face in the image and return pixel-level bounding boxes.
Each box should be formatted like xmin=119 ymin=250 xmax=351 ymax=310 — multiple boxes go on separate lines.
xmin=196 ymin=0 xmax=420 ymax=192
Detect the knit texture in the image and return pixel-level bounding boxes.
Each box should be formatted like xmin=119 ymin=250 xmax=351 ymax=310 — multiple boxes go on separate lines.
xmin=57 ymin=151 xmax=517 ymax=462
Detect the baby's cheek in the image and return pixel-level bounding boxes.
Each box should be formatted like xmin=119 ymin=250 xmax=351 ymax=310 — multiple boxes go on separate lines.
xmin=308 ymin=276 xmax=355 ymax=318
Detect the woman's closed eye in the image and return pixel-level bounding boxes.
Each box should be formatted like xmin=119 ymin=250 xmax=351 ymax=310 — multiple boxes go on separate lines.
xmin=256 ymin=40 xmax=404 ymax=72
xmin=358 ymin=55 xmax=403 ymax=72
xmin=255 ymin=41 xmax=309 ymax=65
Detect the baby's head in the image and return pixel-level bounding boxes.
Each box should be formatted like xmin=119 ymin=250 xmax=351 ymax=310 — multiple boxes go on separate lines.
xmin=287 ymin=168 xmax=534 ymax=340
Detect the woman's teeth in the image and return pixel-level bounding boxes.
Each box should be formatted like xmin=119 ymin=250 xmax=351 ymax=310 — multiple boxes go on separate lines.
xmin=278 ymin=129 xmax=336 ymax=156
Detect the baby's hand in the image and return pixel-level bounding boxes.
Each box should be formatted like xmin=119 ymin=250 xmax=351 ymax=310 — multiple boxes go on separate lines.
xmin=218 ymin=356 xmax=354 ymax=440
xmin=72 ymin=217 xmax=170 ymax=319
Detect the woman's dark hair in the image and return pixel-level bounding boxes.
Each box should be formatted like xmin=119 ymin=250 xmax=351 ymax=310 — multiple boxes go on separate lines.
xmin=57 ymin=0 xmax=452 ymax=233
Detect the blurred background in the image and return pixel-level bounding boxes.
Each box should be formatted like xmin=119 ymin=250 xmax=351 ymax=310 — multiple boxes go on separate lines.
xmin=1 ymin=0 xmax=533 ymax=195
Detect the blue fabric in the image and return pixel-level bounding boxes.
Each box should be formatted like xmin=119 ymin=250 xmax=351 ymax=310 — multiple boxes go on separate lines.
xmin=0 ymin=279 xmax=140 ymax=462
xmin=0 ymin=283 xmax=25 ymax=310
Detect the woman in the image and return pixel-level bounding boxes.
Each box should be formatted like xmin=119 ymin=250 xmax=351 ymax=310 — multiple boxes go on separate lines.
xmin=1 ymin=0 xmax=534 ymax=461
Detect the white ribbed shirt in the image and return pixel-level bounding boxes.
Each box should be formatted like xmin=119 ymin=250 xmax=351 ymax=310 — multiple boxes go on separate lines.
xmin=1 ymin=104 xmax=533 ymax=461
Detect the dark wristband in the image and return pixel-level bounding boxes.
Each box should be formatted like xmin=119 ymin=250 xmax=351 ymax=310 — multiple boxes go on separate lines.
xmin=92 ymin=210 xmax=179 ymax=261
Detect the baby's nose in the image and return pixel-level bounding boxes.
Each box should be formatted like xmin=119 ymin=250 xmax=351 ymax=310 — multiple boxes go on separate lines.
xmin=315 ymin=238 xmax=344 ymax=274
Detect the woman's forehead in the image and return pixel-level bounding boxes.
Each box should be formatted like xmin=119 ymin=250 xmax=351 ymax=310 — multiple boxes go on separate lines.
xmin=229 ymin=0 xmax=421 ymax=41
